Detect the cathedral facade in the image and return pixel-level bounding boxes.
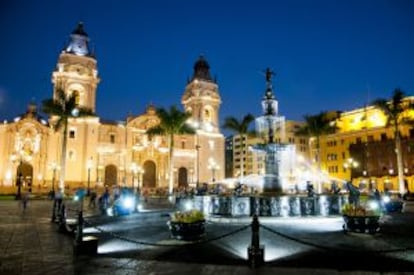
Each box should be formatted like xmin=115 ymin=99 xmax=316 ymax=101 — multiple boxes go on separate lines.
xmin=0 ymin=23 xmax=225 ymax=193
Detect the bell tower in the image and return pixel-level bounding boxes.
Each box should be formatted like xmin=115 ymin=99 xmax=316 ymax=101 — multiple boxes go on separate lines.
xmin=181 ymin=56 xmax=224 ymax=184
xmin=182 ymin=55 xmax=221 ymax=133
xmin=51 ymin=22 xmax=100 ymax=112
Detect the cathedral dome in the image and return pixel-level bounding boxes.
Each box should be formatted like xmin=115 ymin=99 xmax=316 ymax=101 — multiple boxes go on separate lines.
xmin=71 ymin=22 xmax=88 ymax=36
xmin=192 ymin=55 xmax=213 ymax=82
xmin=64 ymin=22 xmax=92 ymax=57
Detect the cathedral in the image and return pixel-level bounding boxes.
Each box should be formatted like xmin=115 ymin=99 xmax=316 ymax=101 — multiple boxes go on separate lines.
xmin=0 ymin=23 xmax=225 ymax=194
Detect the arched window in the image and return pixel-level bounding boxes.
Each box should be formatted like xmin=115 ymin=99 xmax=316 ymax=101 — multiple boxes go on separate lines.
xmin=72 ymin=90 xmax=80 ymax=106
xmin=104 ymin=165 xmax=118 ymax=186
xmin=143 ymin=160 xmax=156 ymax=188
xmin=16 ymin=162 xmax=33 ymax=190
xmin=178 ymin=167 xmax=188 ymax=188
xmin=204 ymin=108 xmax=211 ymax=122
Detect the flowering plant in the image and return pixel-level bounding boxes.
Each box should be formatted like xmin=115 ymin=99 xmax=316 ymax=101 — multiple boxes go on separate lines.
xmin=170 ymin=210 xmax=205 ymax=223
xmin=342 ymin=202 xmax=382 ymax=217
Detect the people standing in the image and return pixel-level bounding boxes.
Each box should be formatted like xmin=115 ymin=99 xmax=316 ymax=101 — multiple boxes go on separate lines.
xmin=89 ymin=189 xmax=97 ymax=208
xmin=55 ymin=188 xmax=63 ymax=213
xmin=99 ymin=187 xmax=110 ymax=214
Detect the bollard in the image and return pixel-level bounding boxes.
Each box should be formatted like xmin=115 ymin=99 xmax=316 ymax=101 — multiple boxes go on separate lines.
xmin=75 ymin=210 xmax=83 ymax=244
xmin=51 ymin=199 xmax=57 ymax=222
xmin=247 ymin=214 xmax=264 ymax=268
xmin=73 ymin=209 xmax=98 ymax=256
xmin=58 ymin=204 xmax=67 ymax=233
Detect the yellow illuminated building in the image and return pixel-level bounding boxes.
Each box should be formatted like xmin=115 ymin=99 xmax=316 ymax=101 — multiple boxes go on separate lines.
xmin=0 ymin=23 xmax=224 ymax=194
xmin=315 ymin=102 xmax=414 ymax=192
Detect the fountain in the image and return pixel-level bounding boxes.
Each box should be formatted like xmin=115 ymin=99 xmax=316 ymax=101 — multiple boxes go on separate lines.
xmin=176 ymin=68 xmax=348 ymax=217
xmin=254 ymin=68 xmax=297 ymax=193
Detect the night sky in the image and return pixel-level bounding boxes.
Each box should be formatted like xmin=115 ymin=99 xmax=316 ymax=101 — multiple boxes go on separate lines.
xmin=1 ymin=0 xmax=414 ymax=129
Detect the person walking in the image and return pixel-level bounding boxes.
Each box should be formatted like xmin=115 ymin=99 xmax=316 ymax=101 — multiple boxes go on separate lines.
xmin=55 ymin=188 xmax=64 ymax=213
xmin=89 ymin=189 xmax=97 ymax=208
xmin=21 ymin=190 xmax=29 ymax=212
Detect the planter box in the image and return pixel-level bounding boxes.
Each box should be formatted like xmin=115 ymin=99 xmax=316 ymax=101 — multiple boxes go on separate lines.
xmin=342 ymin=215 xmax=380 ymax=234
xmin=167 ymin=220 xmax=205 ymax=241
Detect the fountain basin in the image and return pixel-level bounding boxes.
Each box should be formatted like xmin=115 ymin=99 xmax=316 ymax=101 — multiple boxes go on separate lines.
xmin=176 ymin=194 xmax=347 ymax=217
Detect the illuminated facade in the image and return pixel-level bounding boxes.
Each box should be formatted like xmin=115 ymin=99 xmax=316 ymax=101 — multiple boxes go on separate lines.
xmin=0 ymin=23 xmax=224 ymax=193
xmin=315 ymin=103 xmax=414 ymax=192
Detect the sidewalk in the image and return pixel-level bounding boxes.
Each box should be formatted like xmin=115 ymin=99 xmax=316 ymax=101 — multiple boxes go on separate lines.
xmin=0 ymin=200 xmax=413 ymax=275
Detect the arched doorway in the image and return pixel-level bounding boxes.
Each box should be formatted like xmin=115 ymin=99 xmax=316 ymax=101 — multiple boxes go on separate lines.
xmin=178 ymin=167 xmax=188 ymax=188
xmin=104 ymin=165 xmax=118 ymax=186
xmin=143 ymin=161 xmax=156 ymax=188
xmin=16 ymin=161 xmax=33 ymax=191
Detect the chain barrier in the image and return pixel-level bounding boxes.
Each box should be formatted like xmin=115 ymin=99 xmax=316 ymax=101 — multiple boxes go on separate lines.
xmin=192 ymin=223 xmax=250 ymax=245
xmin=63 ymin=203 xmax=101 ymax=219
xmin=260 ymin=224 xmax=414 ymax=254
xmin=83 ymin=219 xmax=250 ymax=247
xmin=56 ymin=201 xmax=414 ymax=255
xmin=66 ymin=207 xmax=78 ymax=213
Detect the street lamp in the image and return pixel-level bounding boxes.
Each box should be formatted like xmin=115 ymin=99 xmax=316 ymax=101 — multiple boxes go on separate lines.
xmin=188 ymin=119 xmax=202 ymax=189
xmin=130 ymin=162 xmax=138 ymax=191
xmin=189 ymin=168 xmax=194 ymax=186
xmin=343 ymin=158 xmax=358 ymax=182
xmin=49 ymin=162 xmax=59 ymax=193
xmin=196 ymin=141 xmax=201 ymax=187
xmin=208 ymin=159 xmax=219 ymax=183
xmin=86 ymin=159 xmax=93 ymax=196
xmin=11 ymin=153 xmax=26 ymax=200
xmin=136 ymin=165 xmax=144 ymax=193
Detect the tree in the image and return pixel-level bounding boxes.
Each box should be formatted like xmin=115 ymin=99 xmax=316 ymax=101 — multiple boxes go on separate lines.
xmin=222 ymin=114 xmax=255 ymax=184
xmin=295 ymin=111 xmax=338 ymax=193
xmin=42 ymin=89 xmax=94 ymax=191
xmin=372 ymin=88 xmax=414 ymax=194
xmin=146 ymin=106 xmax=195 ymax=195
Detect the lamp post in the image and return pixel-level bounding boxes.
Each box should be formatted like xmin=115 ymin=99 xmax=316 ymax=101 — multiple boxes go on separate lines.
xmin=188 ymin=120 xmax=202 ymax=189
xmin=189 ymin=168 xmax=194 ymax=186
xmin=137 ymin=165 xmax=144 ymax=194
xmin=130 ymin=162 xmax=137 ymax=191
xmin=208 ymin=159 xmax=219 ymax=183
xmin=196 ymin=139 xmax=201 ymax=188
xmin=343 ymin=158 xmax=358 ymax=182
xmin=49 ymin=162 xmax=59 ymax=194
xmin=52 ymin=167 xmax=56 ymax=193
xmin=16 ymin=172 xmax=23 ymax=200
xmin=86 ymin=159 xmax=93 ymax=196
xmin=11 ymin=154 xmax=23 ymax=200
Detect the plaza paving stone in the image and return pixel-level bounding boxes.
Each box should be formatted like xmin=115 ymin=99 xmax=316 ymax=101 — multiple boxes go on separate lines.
xmin=0 ymin=199 xmax=413 ymax=274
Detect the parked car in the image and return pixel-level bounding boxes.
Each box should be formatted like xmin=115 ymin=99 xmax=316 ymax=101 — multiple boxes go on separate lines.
xmin=382 ymin=192 xmax=404 ymax=213
xmin=403 ymin=192 xmax=414 ymax=201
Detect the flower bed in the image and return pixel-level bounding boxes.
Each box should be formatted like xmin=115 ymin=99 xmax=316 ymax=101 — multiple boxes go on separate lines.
xmin=167 ymin=210 xmax=205 ymax=240
xmin=342 ymin=203 xmax=381 ymax=234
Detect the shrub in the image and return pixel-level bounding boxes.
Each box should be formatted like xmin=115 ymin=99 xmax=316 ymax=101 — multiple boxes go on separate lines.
xmin=342 ymin=202 xmax=381 ymax=217
xmin=170 ymin=210 xmax=205 ymax=223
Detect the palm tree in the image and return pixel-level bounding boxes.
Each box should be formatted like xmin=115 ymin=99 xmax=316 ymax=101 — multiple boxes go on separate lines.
xmin=42 ymin=89 xmax=94 ymax=191
xmin=222 ymin=114 xmax=255 ymax=184
xmin=295 ymin=111 xmax=338 ymax=193
xmin=146 ymin=106 xmax=195 ymax=195
xmin=372 ymin=88 xmax=414 ymax=194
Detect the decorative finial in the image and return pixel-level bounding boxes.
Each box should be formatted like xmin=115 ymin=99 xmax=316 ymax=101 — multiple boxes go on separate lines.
xmin=264 ymin=67 xmax=275 ymax=83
